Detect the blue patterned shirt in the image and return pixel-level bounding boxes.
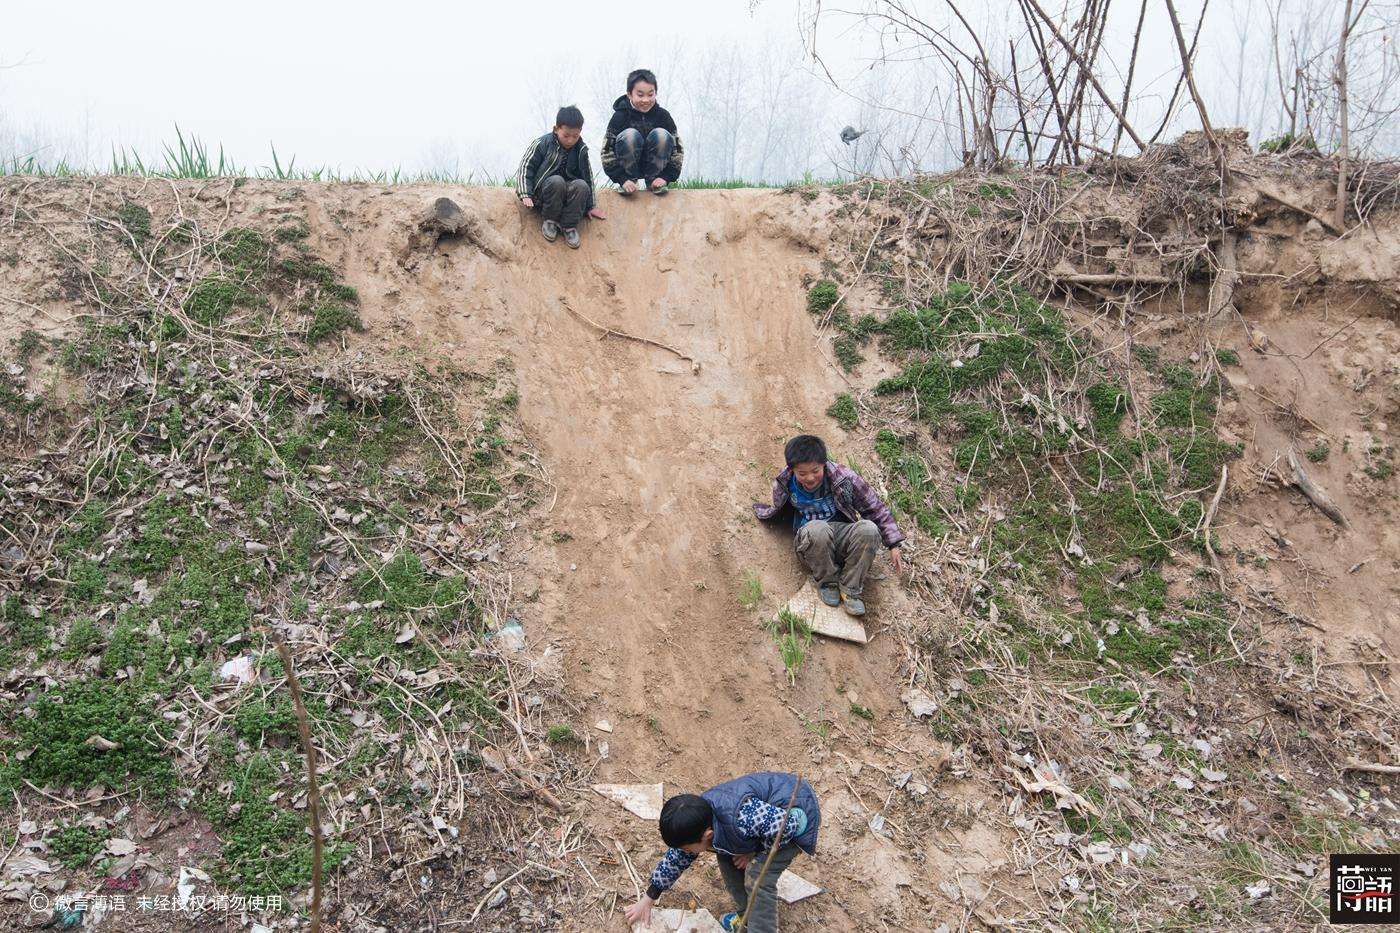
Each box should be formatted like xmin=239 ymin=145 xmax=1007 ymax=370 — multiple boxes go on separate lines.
xmin=788 ymin=476 xmax=840 ymax=532
xmin=644 ymin=797 xmax=805 ymax=900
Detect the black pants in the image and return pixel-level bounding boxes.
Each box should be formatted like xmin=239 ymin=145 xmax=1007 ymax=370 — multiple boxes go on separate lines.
xmin=614 ymin=127 xmax=675 ymax=184
xmin=537 ymin=175 xmax=590 ymax=227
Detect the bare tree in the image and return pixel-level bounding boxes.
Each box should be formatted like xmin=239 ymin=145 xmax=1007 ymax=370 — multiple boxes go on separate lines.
xmin=1333 ymin=0 xmax=1369 ymax=228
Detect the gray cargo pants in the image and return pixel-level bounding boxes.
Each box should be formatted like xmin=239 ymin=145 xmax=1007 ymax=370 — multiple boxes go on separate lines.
xmin=536 ymin=174 xmax=590 ymax=227
xmin=794 ymin=519 xmax=881 ymax=596
xmin=716 ymin=844 xmax=800 ymax=933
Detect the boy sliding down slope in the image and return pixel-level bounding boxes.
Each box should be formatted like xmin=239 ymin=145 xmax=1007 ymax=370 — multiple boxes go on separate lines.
xmin=624 ymin=773 xmax=820 ymax=933
xmin=514 ymin=105 xmax=604 ymax=249
xmin=753 ymin=434 xmax=904 ymax=617
xmin=601 ymin=68 xmax=684 ymax=195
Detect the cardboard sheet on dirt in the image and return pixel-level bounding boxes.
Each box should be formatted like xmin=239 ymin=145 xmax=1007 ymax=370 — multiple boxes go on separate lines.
xmin=635 ymin=907 xmax=726 ymax=932
xmin=592 ymin=783 xmax=664 ymax=820
xmin=776 ymin=869 xmax=823 ymax=903
xmin=780 ymin=581 xmax=868 ymax=644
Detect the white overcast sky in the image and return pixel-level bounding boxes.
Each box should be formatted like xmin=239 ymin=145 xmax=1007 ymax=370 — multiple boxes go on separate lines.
xmin=2 ymin=0 xmax=1271 ymax=179
xmin=3 ymin=1 xmax=818 ymax=174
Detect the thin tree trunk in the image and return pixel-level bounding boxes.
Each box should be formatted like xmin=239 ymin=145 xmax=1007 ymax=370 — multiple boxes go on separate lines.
xmin=1021 ymin=0 xmax=1147 ymax=151
xmin=1289 ymin=69 xmax=1300 ymax=139
xmin=1164 ymin=0 xmax=1229 ymax=183
xmin=980 ymin=57 xmax=998 ymax=167
xmin=1009 ymin=40 xmax=1036 ymax=166
xmin=1018 ymin=0 xmax=1071 ymax=163
xmin=1115 ymin=0 xmax=1150 ymax=156
xmin=1149 ymin=0 xmax=1212 ymax=144
xmin=1333 ymin=0 xmax=1355 ymax=231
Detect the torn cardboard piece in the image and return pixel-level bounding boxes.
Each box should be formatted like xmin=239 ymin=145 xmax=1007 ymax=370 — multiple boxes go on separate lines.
xmin=777 ymin=869 xmax=823 ymax=903
xmin=779 ymin=580 xmax=868 ymax=644
xmin=592 ymin=783 xmax=664 ymax=820
xmin=634 ymin=907 xmax=726 ymax=932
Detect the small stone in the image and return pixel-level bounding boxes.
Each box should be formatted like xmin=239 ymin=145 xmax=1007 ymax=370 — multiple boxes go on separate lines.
xmin=901 ymin=688 xmax=939 ymax=717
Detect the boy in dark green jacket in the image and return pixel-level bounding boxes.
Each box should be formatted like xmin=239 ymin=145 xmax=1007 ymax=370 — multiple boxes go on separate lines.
xmin=514 ymin=105 xmax=603 ymax=248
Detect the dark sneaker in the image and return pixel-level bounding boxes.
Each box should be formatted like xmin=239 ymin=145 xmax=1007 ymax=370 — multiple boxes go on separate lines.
xmin=841 ymin=591 xmax=866 ymax=617
xmin=563 ymin=227 xmax=581 ymax=249
xmin=818 ymin=583 xmax=841 ymax=607
xmin=541 ymin=219 xmax=559 ymax=242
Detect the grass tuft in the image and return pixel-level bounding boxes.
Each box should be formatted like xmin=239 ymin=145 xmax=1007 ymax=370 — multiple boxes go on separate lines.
xmin=738 ymin=571 xmax=763 ymax=610
xmin=767 ymin=606 xmax=813 ymax=685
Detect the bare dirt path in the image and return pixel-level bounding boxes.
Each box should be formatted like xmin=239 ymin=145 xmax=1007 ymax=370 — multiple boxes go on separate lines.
xmin=277 ymin=184 xmax=970 ymax=928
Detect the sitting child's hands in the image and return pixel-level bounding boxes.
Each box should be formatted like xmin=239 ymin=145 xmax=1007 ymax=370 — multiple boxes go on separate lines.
xmin=587 ymin=207 xmax=607 ymax=220
xmin=622 ymin=180 xmax=638 ymax=194
xmin=651 ymin=177 xmax=668 ymax=190
xmin=623 ymin=895 xmax=654 ymax=926
xmin=889 ymin=546 xmax=904 ymax=575
xmin=732 ymin=853 xmax=754 ymax=870
xmin=521 ymin=196 xmax=534 ymax=209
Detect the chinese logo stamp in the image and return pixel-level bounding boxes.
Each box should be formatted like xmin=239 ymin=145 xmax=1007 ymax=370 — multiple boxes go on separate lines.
xmin=1332 ymin=854 xmax=1398 ymax=925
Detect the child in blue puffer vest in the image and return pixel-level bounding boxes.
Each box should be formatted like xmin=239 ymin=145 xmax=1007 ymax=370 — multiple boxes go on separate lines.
xmin=623 ymin=772 xmax=820 ymax=933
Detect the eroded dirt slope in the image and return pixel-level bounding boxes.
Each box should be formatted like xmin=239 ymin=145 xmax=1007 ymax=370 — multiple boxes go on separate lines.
xmin=280 ymin=184 xmax=978 ymax=928
xmin=4 ymin=169 xmax=1396 ymax=931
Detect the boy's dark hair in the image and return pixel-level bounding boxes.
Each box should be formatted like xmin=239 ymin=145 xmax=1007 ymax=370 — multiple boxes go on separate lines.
xmin=785 ymin=434 xmax=828 ymax=467
xmin=555 ymin=105 xmax=584 ymax=129
xmin=659 ymin=794 xmax=711 ymax=847
xmin=627 ymin=69 xmax=658 ymax=93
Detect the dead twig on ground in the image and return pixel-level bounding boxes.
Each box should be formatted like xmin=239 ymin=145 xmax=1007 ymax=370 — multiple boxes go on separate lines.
xmin=1203 ymin=464 xmax=1228 ymax=577
xmin=275 ymin=635 xmax=324 ymax=933
xmin=1286 ymin=448 xmax=1347 ymax=527
xmin=558 ymin=296 xmax=700 ymax=374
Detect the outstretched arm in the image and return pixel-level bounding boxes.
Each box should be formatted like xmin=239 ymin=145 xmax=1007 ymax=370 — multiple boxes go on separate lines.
xmin=624 ymin=847 xmax=696 ymax=923
xmin=580 ymin=147 xmax=606 ymax=220
xmin=848 ymin=471 xmax=905 ymax=549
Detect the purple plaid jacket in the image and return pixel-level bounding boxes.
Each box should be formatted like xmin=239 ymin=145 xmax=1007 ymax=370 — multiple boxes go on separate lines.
xmin=753 ymin=460 xmax=905 ymax=548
